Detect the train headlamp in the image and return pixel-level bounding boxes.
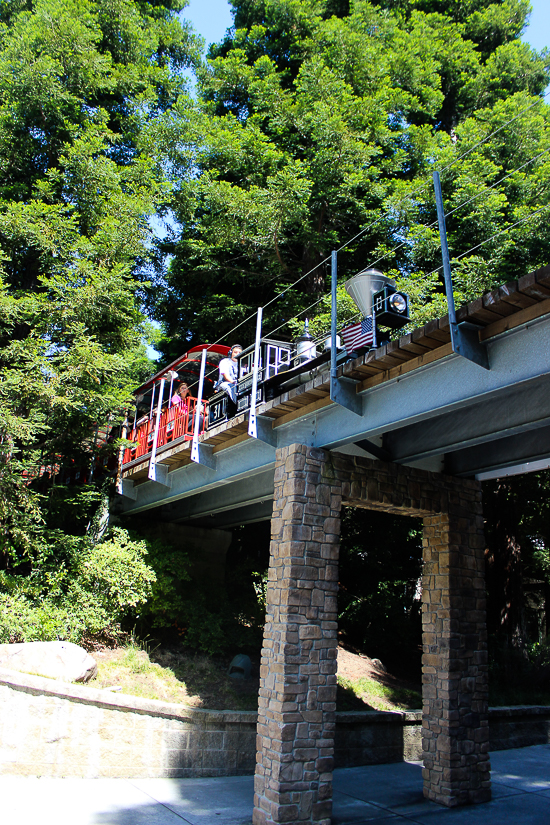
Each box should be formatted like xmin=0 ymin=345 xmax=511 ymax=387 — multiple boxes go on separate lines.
xmin=389 ymin=292 xmax=407 ymax=314
xmin=373 ymin=285 xmax=410 ymax=330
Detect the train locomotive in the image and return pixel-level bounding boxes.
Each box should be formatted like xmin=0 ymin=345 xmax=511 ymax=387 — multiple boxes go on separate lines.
xmin=121 ymin=269 xmax=410 ymax=468
xmin=206 ymin=269 xmax=410 ymax=430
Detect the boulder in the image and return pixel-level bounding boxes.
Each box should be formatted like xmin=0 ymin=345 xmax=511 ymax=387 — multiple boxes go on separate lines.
xmin=0 ymin=641 xmax=97 ymax=683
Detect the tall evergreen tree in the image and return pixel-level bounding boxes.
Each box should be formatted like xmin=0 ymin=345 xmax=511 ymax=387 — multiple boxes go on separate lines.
xmin=0 ymin=0 xmax=199 ymax=593
xmin=153 ymin=0 xmax=549 ymax=356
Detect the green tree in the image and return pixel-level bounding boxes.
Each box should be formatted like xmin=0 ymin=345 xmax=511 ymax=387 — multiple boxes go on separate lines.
xmin=482 ymin=471 xmax=550 ymax=695
xmin=0 ymin=0 xmax=200 ymax=641
xmin=152 ymin=0 xmax=549 ymax=358
xmin=484 ymin=471 xmax=550 ymax=647
xmin=338 ymin=506 xmax=423 ymax=676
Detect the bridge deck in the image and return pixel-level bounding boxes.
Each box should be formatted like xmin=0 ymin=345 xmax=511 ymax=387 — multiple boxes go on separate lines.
xmin=122 ymin=265 xmax=550 ymax=490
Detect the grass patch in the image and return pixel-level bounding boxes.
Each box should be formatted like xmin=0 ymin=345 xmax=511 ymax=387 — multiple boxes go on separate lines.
xmin=88 ymin=645 xmax=198 ymax=705
xmin=85 ymin=644 xmax=259 ymax=710
xmin=85 ymin=643 xmax=427 ymax=713
xmin=338 ymin=674 xmax=422 ymax=711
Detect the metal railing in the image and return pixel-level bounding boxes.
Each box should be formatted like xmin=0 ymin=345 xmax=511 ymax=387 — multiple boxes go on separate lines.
xmin=122 ymin=397 xmax=207 ymax=465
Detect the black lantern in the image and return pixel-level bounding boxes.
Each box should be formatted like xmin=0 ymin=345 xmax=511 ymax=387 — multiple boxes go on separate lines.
xmin=373 ymin=285 xmax=410 ymax=329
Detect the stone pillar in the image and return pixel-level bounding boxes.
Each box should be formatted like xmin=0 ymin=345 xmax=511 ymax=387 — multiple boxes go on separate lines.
xmin=255 ymin=445 xmax=490 ymax=820
xmin=253 ymin=444 xmax=341 ymax=825
xmin=421 ymin=487 xmax=491 ymax=806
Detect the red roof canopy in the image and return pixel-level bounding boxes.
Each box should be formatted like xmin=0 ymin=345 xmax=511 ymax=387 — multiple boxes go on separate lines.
xmin=137 ymin=344 xmax=231 ymax=393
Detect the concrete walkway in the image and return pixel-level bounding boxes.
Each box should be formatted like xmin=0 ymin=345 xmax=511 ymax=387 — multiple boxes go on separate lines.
xmin=2 ymin=744 xmax=550 ymax=825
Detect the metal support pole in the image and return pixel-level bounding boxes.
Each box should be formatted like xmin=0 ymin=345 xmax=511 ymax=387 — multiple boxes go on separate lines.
xmin=433 ymin=171 xmax=489 ymax=370
xmin=148 ymin=378 xmax=165 ymax=480
xmin=191 ymin=348 xmax=208 ymax=465
xmin=329 ymin=251 xmax=363 ymax=416
xmin=248 ymin=307 xmax=263 ymax=439
xmin=116 ymin=416 xmax=128 ymax=495
xmin=168 ymin=371 xmax=175 ymax=408
xmin=330 ymin=251 xmax=338 ymax=384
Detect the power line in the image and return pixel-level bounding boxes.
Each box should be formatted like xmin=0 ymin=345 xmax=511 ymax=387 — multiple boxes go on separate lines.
xmin=266 ymin=195 xmax=550 ymax=347
xmin=439 ymin=91 xmax=550 ymax=177
xmin=443 ymin=145 xmax=550 ymax=222
xmin=262 ymin=297 xmax=366 ymax=345
xmin=360 ymin=143 xmax=550 ymax=274
xmin=196 ymin=195 xmax=550 ymax=385
xmin=264 ymin=295 xmax=326 ymax=340
xmin=163 ymin=92 xmax=550 ymax=385
xmin=454 ymin=202 xmax=550 ymax=260
xmin=335 ymin=91 xmax=550 ymax=257
xmin=422 ymin=200 xmax=550 ymax=282
xmin=182 ymin=201 xmax=550 ymax=398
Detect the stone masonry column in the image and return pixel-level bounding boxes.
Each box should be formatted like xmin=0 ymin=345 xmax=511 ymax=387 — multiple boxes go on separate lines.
xmin=253 ymin=444 xmax=341 ymax=825
xmin=421 ymin=483 xmax=491 ymax=806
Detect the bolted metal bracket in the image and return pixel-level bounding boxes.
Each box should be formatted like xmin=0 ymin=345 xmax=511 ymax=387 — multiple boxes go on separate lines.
xmin=121 ymin=478 xmax=137 ymax=500
xmin=148 ymin=463 xmax=171 ymax=487
xmin=455 ymin=321 xmax=489 ymax=370
xmin=191 ymin=443 xmax=216 ymax=470
xmin=249 ymin=414 xmax=277 ymax=447
xmin=330 ymin=375 xmax=363 ymax=416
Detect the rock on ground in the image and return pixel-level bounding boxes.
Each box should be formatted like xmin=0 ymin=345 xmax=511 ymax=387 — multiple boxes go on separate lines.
xmin=0 ymin=641 xmax=97 ymax=683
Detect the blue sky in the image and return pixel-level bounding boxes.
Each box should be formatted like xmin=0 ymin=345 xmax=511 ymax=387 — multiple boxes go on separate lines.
xmin=523 ymin=0 xmax=550 ymax=52
xmin=183 ymin=0 xmax=549 ymax=54
xmin=183 ymin=0 xmax=233 ymax=51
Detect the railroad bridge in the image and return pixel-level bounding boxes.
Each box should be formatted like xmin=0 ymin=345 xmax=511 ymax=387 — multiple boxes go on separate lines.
xmin=115 ymin=266 xmax=550 ymax=822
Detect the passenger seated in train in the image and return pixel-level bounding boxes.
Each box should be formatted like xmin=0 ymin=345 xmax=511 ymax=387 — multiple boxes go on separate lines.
xmin=171 ymin=380 xmax=205 ymax=431
xmin=216 ymin=344 xmax=242 ymax=416
xmin=171 ymin=381 xmax=190 ymax=411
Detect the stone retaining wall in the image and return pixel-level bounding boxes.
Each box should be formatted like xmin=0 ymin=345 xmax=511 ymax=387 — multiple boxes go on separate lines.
xmin=335 ymin=711 xmax=423 ymax=766
xmin=335 ymin=707 xmax=550 ymax=767
xmin=489 ymin=705 xmax=550 ymax=752
xmin=0 ymin=668 xmax=256 ymax=778
xmin=2 ymin=668 xmax=549 ymax=779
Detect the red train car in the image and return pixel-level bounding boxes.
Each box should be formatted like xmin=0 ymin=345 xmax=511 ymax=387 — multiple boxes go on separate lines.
xmin=122 ymin=344 xmax=230 ymax=467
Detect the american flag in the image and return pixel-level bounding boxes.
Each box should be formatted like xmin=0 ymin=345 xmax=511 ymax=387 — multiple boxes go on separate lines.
xmin=341 ymin=316 xmax=374 ymax=352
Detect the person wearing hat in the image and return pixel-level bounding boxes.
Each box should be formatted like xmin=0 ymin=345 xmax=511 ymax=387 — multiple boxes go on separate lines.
xmin=217 ymin=344 xmax=242 ymax=414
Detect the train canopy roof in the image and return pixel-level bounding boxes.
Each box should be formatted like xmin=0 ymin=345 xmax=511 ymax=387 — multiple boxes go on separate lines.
xmin=136 ymin=344 xmax=231 ymax=394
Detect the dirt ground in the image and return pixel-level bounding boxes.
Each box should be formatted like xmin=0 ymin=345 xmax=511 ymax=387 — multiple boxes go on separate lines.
xmin=335 ymin=645 xmax=422 ymax=710
xmin=337 ymin=646 xmax=393 ymax=683
xmin=88 ymin=643 xmax=421 ymax=711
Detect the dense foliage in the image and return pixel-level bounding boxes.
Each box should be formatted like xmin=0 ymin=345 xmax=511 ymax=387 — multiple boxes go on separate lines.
xmin=2 ymin=0 xmax=550 ymax=669
xmin=484 ymin=472 xmax=550 ymax=644
xmin=0 ymin=0 xmax=200 ymax=643
xmin=151 ymin=0 xmax=550 ymax=358
xmin=481 ymin=470 xmax=550 ymax=692
xmin=338 ymin=507 xmax=423 ymax=675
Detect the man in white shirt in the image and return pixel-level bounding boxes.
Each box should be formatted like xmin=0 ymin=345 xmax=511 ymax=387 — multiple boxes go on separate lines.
xmin=218 ymin=344 xmax=242 ymax=407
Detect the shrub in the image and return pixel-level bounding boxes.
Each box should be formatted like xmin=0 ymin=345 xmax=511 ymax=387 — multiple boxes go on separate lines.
xmin=0 ymin=527 xmax=157 ymax=645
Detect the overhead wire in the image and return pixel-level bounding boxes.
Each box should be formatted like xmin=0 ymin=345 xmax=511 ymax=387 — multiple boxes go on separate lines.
xmin=262 ymin=151 xmax=550 ymax=344
xmin=191 ymin=194 xmax=550 ymax=391
xmin=164 ymin=89 xmax=550 ymax=392
xmin=421 ymin=201 xmax=550 ymax=283
xmin=333 ymin=90 xmax=550 ymax=259
xmin=359 ymin=142 xmax=550 ymax=275
xmin=225 ymin=91 xmax=550 ymax=345
xmin=263 ymin=295 xmax=326 ymax=340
